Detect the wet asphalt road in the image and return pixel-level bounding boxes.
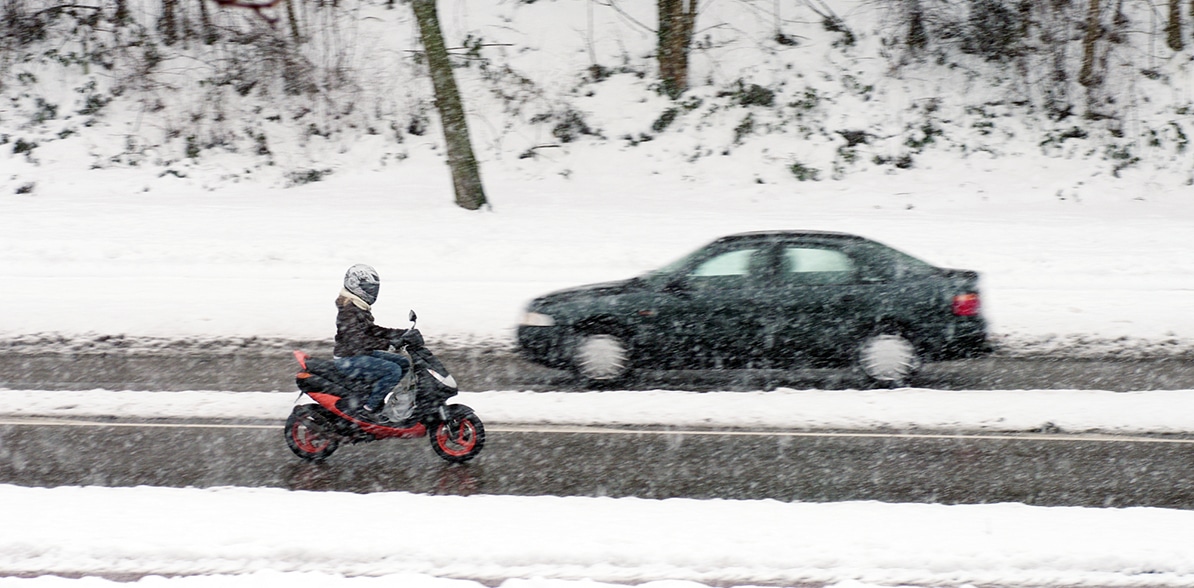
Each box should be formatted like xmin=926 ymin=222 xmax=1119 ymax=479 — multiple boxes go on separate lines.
xmin=3 ymin=346 xmax=1194 ymax=508
xmin=2 ymin=347 xmax=1194 ymax=392
xmin=3 ymin=419 xmax=1194 ymax=508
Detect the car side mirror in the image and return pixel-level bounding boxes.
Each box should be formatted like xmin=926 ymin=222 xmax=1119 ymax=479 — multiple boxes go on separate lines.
xmin=408 ymin=310 xmax=418 ymax=322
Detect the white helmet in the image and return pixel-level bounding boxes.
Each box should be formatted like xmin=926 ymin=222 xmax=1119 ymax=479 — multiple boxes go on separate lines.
xmin=344 ymin=264 xmax=380 ymax=305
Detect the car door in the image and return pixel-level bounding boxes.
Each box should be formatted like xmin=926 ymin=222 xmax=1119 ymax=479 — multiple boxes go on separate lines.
xmin=640 ymin=239 xmax=776 ymax=368
xmin=762 ymin=240 xmax=885 ymax=363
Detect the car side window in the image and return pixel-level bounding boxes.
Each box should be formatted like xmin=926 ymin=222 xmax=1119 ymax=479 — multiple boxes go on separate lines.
xmin=780 ymin=247 xmax=857 ymax=285
xmin=686 ymin=247 xmax=765 ymax=290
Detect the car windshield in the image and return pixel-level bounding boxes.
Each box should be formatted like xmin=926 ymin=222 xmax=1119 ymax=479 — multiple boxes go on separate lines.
xmin=642 ymin=245 xmax=710 ymax=280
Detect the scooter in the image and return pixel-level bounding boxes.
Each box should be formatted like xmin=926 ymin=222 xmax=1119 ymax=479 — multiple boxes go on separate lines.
xmin=284 ymin=310 xmax=485 ymax=463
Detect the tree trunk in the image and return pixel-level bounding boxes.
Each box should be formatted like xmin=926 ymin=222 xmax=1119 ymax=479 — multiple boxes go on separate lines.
xmin=411 ymin=0 xmax=487 ymax=211
xmin=1166 ymin=0 xmax=1184 ymax=51
xmin=286 ymin=0 xmax=302 ymax=42
xmin=114 ymin=0 xmax=129 ymax=24
xmin=1078 ymin=0 xmax=1101 ymax=87
xmin=160 ymin=0 xmax=177 ymax=45
xmin=657 ymin=0 xmax=697 ymax=98
xmin=197 ymin=0 xmax=216 ymax=44
xmin=907 ymin=0 xmax=926 ymax=50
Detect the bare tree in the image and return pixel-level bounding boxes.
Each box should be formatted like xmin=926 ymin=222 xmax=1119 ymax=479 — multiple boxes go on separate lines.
xmin=285 ymin=0 xmax=301 ymax=42
xmin=907 ymin=0 xmax=926 ymax=51
xmin=161 ymin=0 xmax=178 ymax=44
xmin=657 ymin=0 xmax=697 ymax=98
xmin=411 ymin=0 xmax=487 ymax=210
xmin=1167 ymin=0 xmax=1184 ymax=51
xmin=1078 ymin=0 xmax=1101 ymax=88
xmin=204 ymin=0 xmax=486 ymax=209
xmin=113 ymin=0 xmax=129 ymax=24
xmin=197 ymin=0 xmax=217 ymax=44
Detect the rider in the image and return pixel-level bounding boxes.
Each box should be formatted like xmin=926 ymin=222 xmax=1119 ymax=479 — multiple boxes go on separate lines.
xmin=333 ymin=264 xmax=411 ymax=415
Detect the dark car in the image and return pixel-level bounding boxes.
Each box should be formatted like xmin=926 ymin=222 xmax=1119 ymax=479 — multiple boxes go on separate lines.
xmin=517 ymin=230 xmax=991 ymax=386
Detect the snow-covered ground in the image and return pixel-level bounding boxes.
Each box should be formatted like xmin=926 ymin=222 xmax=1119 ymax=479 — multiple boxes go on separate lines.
xmin=4 ymin=482 xmax=1194 ymax=588
xmin=3 ymin=151 xmax=1193 ymax=359
xmin=6 ymin=386 xmax=1194 ymax=436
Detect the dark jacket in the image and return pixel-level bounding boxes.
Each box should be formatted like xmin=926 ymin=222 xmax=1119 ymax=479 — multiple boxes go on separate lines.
xmin=334 ymin=298 xmax=405 ymax=357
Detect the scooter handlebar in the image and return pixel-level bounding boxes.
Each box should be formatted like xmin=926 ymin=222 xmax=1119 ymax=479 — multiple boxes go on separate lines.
xmin=393 ymin=328 xmax=423 ymax=349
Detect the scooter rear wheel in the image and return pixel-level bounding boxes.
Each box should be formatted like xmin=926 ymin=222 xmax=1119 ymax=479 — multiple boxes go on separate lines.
xmin=285 ymin=404 xmax=341 ymax=461
xmin=430 ymin=404 xmax=485 ymax=463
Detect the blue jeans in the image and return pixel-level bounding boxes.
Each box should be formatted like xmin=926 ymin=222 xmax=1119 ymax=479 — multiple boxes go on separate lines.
xmin=334 ymin=351 xmax=410 ymax=409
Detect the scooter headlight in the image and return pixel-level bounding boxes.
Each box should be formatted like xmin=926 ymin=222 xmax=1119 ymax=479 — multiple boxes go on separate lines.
xmin=521 ymin=311 xmax=556 ymax=327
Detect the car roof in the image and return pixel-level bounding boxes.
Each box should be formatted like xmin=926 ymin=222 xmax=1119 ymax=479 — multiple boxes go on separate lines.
xmin=713 ymin=230 xmax=870 ymax=242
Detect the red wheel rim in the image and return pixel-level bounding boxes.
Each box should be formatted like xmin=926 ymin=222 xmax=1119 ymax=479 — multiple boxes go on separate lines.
xmin=435 ymin=418 xmax=478 ymax=457
xmin=292 ymin=417 xmax=330 ymax=454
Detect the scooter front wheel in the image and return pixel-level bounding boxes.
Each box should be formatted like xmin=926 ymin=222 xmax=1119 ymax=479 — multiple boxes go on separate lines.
xmin=285 ymin=404 xmax=341 ymax=461
xmin=430 ymin=404 xmax=485 ymax=463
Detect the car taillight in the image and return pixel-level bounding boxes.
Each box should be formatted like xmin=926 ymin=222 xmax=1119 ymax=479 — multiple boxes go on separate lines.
xmin=952 ymin=293 xmax=980 ymax=316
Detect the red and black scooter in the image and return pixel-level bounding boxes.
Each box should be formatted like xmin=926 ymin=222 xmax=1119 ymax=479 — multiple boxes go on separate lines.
xmin=285 ymin=310 xmax=485 ymax=463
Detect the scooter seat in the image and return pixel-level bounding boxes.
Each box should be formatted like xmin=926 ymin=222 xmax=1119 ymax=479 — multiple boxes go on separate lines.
xmin=303 ymin=357 xmax=373 ymax=395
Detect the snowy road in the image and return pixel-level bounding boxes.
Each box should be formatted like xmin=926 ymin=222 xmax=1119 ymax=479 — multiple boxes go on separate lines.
xmin=3 ymin=348 xmax=1194 ymax=392
xmin=4 ymin=416 xmax=1194 ymax=508
xmin=7 ymin=387 xmax=1194 ymax=587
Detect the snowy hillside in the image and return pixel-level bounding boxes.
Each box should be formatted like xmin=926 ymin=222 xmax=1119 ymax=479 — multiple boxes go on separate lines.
xmin=1 ymin=0 xmax=1192 ymax=353
xmin=3 ymin=0 xmax=1192 ymax=189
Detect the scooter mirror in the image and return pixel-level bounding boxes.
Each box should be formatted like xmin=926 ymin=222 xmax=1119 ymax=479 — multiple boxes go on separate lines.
xmin=408 ymin=309 xmax=417 ymax=323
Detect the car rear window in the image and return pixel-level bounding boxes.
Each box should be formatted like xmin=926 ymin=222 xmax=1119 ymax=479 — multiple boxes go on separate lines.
xmin=781 ymin=247 xmax=856 ymax=285
xmin=849 ymin=241 xmax=938 ymax=281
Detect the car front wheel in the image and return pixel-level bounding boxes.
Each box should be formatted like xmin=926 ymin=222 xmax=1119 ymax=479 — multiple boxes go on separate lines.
xmin=856 ymin=333 xmax=921 ymax=387
xmin=573 ymin=333 xmax=630 ymax=384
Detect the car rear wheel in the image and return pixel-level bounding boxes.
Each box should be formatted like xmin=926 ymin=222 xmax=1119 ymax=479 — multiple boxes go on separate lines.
xmin=856 ymin=333 xmax=921 ymax=387
xmin=573 ymin=333 xmax=630 ymax=384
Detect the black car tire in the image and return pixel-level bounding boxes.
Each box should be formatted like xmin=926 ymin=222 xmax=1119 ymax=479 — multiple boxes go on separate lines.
xmin=573 ymin=332 xmax=630 ymax=384
xmin=856 ymin=333 xmax=921 ymax=387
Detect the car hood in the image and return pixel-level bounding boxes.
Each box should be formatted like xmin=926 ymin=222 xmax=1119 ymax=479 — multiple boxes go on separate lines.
xmin=534 ymin=278 xmax=637 ymax=305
